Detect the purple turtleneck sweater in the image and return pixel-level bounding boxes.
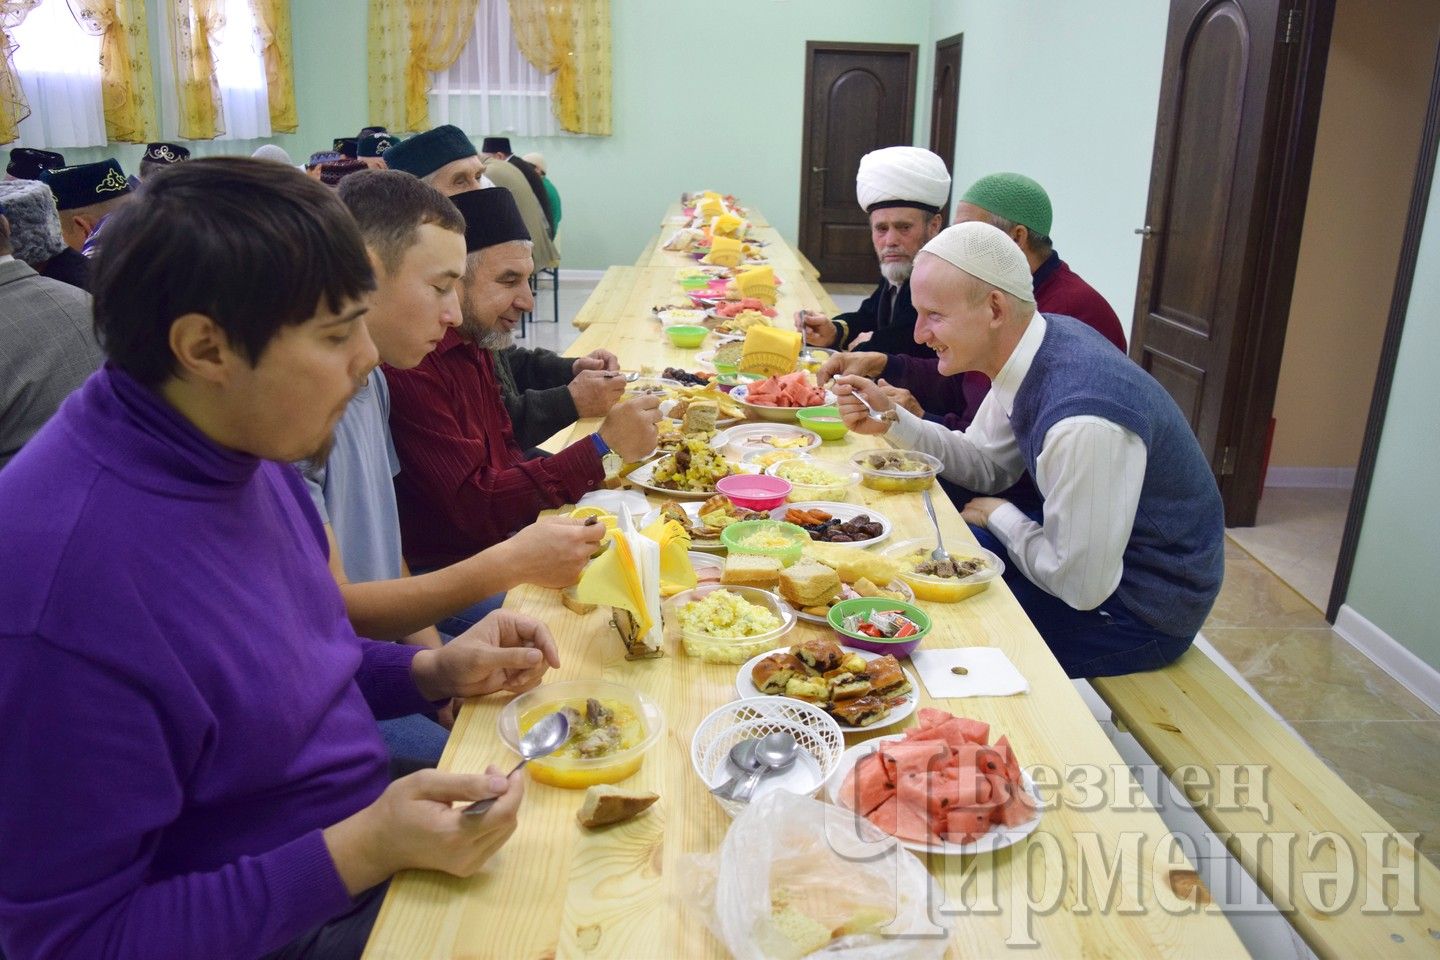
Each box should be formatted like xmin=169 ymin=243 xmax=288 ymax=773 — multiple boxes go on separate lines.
xmin=0 ymin=365 xmax=437 ymax=960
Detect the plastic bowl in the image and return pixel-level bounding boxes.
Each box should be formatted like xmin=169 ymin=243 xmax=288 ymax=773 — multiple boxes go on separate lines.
xmin=498 ymin=680 xmax=664 ymax=788
xmin=715 ymin=473 xmax=792 ymax=511
xmin=881 ymin=538 xmax=1005 ymax=603
xmin=665 ymin=324 xmax=710 ymax=348
xmin=851 ymin=449 xmax=943 ymax=492
xmin=766 ymin=457 xmax=862 ymax=502
xmin=796 ymin=406 xmax=849 ymax=441
xmin=658 ymin=308 xmax=709 ymax=327
xmin=720 ymin=518 xmax=810 ymax=566
xmin=827 ymin=597 xmax=933 ymax=659
xmin=714 ymin=371 xmax=762 ymax=392
xmin=690 ymin=698 xmax=846 ymax=818
xmin=666 ymin=584 xmax=797 ymax=663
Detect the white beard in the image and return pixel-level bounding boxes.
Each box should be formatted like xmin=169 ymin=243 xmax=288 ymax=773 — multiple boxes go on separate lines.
xmin=880 ymin=258 xmax=914 ymax=286
xmin=475 ymin=326 xmax=514 ymax=351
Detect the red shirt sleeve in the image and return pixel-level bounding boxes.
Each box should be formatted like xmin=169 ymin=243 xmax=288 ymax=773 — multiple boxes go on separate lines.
xmin=385 ymin=341 xmax=603 ymax=567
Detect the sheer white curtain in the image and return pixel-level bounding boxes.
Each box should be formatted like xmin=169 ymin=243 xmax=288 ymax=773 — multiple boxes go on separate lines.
xmin=429 ymin=0 xmax=559 ymax=138
xmin=10 ymin=0 xmax=105 ymax=148
xmin=155 ymin=0 xmax=270 ymax=141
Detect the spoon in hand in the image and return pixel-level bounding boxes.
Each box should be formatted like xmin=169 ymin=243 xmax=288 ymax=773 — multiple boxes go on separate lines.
xmin=462 ymin=710 xmax=570 ymax=817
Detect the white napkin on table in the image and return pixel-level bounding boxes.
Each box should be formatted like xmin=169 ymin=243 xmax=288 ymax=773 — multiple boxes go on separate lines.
xmin=909 ymin=647 xmax=1029 ymax=698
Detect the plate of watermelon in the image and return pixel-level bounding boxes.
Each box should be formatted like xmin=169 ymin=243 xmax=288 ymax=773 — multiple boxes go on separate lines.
xmin=731 ymin=374 xmax=835 ymax=422
xmin=826 ymin=708 xmax=1042 ymax=855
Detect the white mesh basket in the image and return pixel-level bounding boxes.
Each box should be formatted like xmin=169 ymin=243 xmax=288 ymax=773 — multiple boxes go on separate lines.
xmin=691 ymin=698 xmax=846 ymax=818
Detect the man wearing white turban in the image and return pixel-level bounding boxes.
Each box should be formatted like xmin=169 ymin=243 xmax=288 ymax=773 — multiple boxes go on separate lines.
xmin=832 ymin=222 xmax=1224 ymax=679
xmin=795 ymin=146 xmax=949 ymax=356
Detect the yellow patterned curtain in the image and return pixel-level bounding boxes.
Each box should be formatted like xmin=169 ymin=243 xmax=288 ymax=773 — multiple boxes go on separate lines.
xmin=168 ymin=0 xmax=224 ymax=139
xmin=367 ymin=0 xmax=477 ymax=133
xmin=249 ymin=0 xmax=295 ymax=132
xmin=508 ymin=0 xmax=610 ymax=136
xmin=0 ymin=1 xmax=41 ymax=144
xmin=67 ymin=0 xmax=157 ymax=143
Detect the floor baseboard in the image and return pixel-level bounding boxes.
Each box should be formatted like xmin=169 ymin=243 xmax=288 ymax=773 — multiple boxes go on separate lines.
xmin=1334 ymin=603 xmax=1440 ymax=714
xmin=1264 ymin=467 xmax=1355 ymax=489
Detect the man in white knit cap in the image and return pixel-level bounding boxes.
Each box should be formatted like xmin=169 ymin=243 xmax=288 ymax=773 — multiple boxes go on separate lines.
xmin=833 ymin=221 xmax=1225 ymax=679
xmin=796 ymin=145 xmax=950 ymax=356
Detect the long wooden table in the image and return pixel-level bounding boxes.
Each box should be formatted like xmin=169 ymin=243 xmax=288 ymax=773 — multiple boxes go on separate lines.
xmin=363 ymin=211 xmax=1251 ymax=959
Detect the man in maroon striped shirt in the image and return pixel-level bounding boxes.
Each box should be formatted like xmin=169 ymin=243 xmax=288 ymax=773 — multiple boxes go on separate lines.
xmin=385 ymin=188 xmax=660 ymax=567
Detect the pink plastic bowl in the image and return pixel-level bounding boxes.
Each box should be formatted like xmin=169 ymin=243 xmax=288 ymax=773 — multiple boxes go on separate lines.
xmin=715 ymin=473 xmax=792 ymax=511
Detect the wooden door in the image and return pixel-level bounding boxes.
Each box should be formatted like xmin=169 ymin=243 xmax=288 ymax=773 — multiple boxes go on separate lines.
xmin=929 ymin=34 xmax=962 ymax=223
xmin=799 ymin=42 xmax=918 ymax=283
xmin=1130 ymin=0 xmax=1332 ymax=526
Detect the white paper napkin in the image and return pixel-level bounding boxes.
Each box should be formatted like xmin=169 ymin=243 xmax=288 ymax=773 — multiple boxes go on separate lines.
xmin=909 ymin=648 xmax=1030 ymax=698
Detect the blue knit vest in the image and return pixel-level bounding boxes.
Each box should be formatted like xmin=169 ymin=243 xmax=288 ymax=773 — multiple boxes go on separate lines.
xmin=1009 ymin=315 xmax=1225 ymax=637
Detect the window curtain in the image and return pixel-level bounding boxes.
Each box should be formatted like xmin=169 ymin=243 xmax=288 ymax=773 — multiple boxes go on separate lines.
xmin=249 ymin=0 xmax=294 ymax=132
xmin=367 ymin=0 xmax=479 ymax=132
xmin=11 ymin=0 xmax=105 ymax=147
xmin=507 ymin=0 xmax=609 ymax=136
xmin=428 ymin=0 xmax=559 ymax=138
xmin=167 ymin=0 xmax=224 ymax=139
xmin=0 ymin=1 xmax=42 ymax=144
xmin=67 ymin=0 xmax=158 ymax=143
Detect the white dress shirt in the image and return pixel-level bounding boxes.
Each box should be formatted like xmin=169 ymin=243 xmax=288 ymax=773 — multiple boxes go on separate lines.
xmin=887 ymin=314 xmax=1148 ymax=611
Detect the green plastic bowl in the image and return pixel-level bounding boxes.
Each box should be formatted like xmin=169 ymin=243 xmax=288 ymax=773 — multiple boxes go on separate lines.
xmin=720 ymin=519 xmax=810 ymax=566
xmin=666 ymin=324 xmax=709 ymax=348
xmin=826 ymin=597 xmax=932 ymax=658
xmin=797 ymin=406 xmax=849 ymax=441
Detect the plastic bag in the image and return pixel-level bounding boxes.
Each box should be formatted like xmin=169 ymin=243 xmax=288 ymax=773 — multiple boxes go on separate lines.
xmin=682 ymin=791 xmax=950 ymax=959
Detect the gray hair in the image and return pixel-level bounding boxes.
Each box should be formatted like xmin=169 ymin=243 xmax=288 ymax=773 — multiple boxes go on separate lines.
xmin=976 ymin=209 xmax=1052 ymax=257
xmin=0 ymin=179 xmax=66 ymax=264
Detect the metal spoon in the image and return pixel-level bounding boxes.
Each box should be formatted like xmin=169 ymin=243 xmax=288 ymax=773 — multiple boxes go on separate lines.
xmin=462 ymin=710 xmax=570 ymax=817
xmin=733 ymin=731 xmax=800 ymax=803
xmin=922 ymin=488 xmax=950 ymax=564
xmin=709 ymin=738 xmax=762 ymax=799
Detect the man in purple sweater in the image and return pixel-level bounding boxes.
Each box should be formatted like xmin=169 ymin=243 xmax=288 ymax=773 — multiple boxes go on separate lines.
xmin=0 ymin=159 xmax=558 ymax=959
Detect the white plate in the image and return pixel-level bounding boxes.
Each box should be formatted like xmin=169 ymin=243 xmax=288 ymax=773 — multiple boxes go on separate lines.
xmin=768 ymin=501 xmax=891 ymax=550
xmin=641 ymin=501 xmax=724 ymax=550
xmin=735 ymin=646 xmax=919 ymax=732
xmin=730 ymin=384 xmax=837 ymax=422
xmin=626 ymin=457 xmax=749 ymax=501
xmin=825 ymin=734 xmax=1044 ymax=855
xmin=713 ymin=423 xmax=822 ymax=460
xmin=688 ymin=550 xmax=724 ymax=583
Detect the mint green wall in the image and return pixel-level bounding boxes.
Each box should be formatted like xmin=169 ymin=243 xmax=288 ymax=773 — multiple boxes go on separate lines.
xmin=1344 ymin=160 xmax=1440 ymax=671
xmin=926 ymin=1 xmax=1169 ymax=334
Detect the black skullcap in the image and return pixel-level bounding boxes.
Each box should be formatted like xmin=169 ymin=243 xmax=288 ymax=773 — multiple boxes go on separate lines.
xmin=357 ymin=132 xmax=398 ymax=158
xmin=480 ymin=136 xmax=512 ymax=155
xmin=6 ymin=147 xmax=66 ymax=180
xmin=450 ymin=187 xmax=530 ymax=253
xmin=359 ymin=125 xmax=388 ymax=137
xmin=333 ymin=137 xmax=358 ymax=158
xmin=39 ymin=159 xmax=132 ymax=210
xmin=382 ymin=124 xmax=476 ymax=179
xmin=143 ymin=142 xmax=190 ymax=164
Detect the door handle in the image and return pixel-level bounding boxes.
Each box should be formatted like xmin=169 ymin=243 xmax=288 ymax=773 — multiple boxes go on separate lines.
xmin=811 ymin=166 xmax=827 ymax=173
xmin=1134 ymin=225 xmax=1153 ymax=237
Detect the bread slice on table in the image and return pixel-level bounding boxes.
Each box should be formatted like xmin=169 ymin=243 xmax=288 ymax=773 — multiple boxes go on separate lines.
xmin=778 ymin=557 xmax=840 ymax=609
xmin=576 ymin=784 xmax=659 ymax=828
xmin=722 ymin=553 xmax=782 ymax=588
xmin=681 ymin=400 xmax=718 ymax=434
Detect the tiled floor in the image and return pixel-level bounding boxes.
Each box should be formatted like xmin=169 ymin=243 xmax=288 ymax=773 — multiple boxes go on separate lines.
xmin=1226 ymin=487 xmax=1352 ymax=609
xmin=1204 ymin=540 xmax=1440 ymax=869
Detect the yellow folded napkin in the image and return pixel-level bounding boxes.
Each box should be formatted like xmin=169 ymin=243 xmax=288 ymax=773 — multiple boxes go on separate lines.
xmin=704 ymin=235 xmax=742 ymax=267
xmin=735 ymin=265 xmax=777 ymax=305
xmin=711 ymin=212 xmax=744 ymax=238
xmin=640 ymin=517 xmax=697 ymax=596
xmin=740 ymin=325 xmax=802 ymax=376
xmin=574 ymin=532 xmax=650 ymax=638
xmin=697 ymin=196 xmax=726 ymax=219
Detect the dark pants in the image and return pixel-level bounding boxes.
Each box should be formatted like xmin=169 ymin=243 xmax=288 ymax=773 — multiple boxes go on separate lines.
xmin=260 ymin=882 xmax=388 ymax=960
xmin=967 ymin=508 xmax=1193 ymax=679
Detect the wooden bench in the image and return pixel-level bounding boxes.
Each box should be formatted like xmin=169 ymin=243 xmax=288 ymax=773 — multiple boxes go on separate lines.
xmin=632 ymin=234 xmax=660 ymax=267
xmin=1093 ymin=647 xmax=1440 ymax=959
